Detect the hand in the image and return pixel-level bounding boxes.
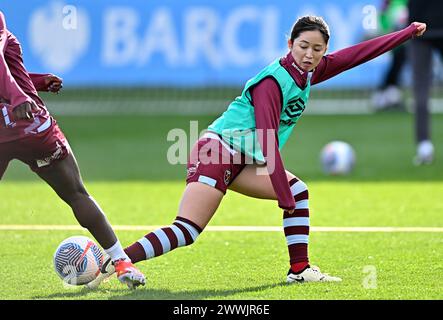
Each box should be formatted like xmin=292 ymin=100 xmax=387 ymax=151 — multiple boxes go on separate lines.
xmin=13 ymin=101 xmax=39 ymax=121
xmin=286 ymin=209 xmax=295 ymax=214
xmin=412 ymin=22 xmax=426 ymax=37
xmin=44 ymin=74 xmax=63 ymax=93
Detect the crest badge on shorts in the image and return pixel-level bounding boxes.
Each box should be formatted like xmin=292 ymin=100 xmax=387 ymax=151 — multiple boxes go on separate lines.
xmin=224 ymin=169 xmax=231 ymax=185
xmin=187 ymin=161 xmax=200 ymax=179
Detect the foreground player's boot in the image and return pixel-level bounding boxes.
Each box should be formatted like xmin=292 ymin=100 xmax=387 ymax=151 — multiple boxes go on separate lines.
xmin=287 ymin=266 xmax=342 ymax=283
xmin=113 ymin=258 xmax=146 ymax=289
xmin=86 ymin=256 xmax=145 ymax=289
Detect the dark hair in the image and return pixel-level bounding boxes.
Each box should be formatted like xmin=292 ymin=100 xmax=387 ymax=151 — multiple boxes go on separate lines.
xmin=290 ymin=16 xmax=330 ymax=44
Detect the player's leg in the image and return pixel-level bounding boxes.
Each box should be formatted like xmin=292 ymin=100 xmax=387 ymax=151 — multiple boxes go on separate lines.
xmin=87 ymin=180 xmax=224 ymax=289
xmin=385 ymin=45 xmax=407 ymax=89
xmin=372 ymin=46 xmax=406 ymax=111
xmin=124 ymin=137 xmax=229 ymax=264
xmin=229 ymin=164 xmax=295 ymax=199
xmin=124 ymin=182 xmax=224 ymax=263
xmin=91 ymin=137 xmax=230 ymax=288
xmin=177 ymin=182 xmax=224 ymax=228
xmin=229 ymin=164 xmax=341 ymax=283
xmin=35 ymin=152 xmax=144 ymax=287
xmin=36 ymin=152 xmax=145 ymax=287
xmin=229 ymin=164 xmax=310 ymax=271
xmin=410 ymin=39 xmax=434 ymax=165
xmin=19 ymin=123 xmax=145 ymax=288
xmin=36 ymin=153 xmax=119 ymax=248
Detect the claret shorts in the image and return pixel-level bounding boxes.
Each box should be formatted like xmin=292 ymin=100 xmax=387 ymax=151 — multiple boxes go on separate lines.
xmin=0 ymin=120 xmax=70 ymax=179
xmin=186 ymin=132 xmax=249 ymax=194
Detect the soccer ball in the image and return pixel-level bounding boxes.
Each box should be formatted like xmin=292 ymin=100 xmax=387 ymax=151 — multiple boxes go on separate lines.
xmin=53 ymin=236 xmax=104 ymax=285
xmin=320 ymin=141 xmax=356 ymax=175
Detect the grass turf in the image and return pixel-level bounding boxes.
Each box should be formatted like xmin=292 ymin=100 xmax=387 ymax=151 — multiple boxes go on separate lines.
xmin=1 ymin=113 xmax=442 ymax=300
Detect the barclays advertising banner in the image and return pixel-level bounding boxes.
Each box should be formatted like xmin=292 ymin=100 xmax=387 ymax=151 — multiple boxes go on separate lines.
xmin=2 ymin=0 xmax=387 ymax=87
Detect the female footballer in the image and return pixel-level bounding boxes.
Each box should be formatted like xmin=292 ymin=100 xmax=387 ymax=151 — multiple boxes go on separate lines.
xmin=93 ymin=16 xmax=426 ymax=285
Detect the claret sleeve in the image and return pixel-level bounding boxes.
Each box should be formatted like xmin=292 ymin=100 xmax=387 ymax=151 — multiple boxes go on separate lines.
xmin=312 ymin=23 xmax=417 ymax=85
xmin=251 ymin=77 xmax=296 ymax=211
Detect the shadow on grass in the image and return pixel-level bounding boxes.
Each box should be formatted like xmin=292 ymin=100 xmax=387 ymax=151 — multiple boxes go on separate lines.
xmin=32 ymin=282 xmax=287 ymax=300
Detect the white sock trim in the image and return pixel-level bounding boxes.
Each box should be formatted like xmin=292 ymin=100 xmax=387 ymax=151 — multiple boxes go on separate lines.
xmin=104 ymin=240 xmax=130 ymax=262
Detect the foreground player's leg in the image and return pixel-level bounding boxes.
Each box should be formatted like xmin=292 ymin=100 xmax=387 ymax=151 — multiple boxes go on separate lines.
xmin=125 ymin=182 xmax=223 ymax=262
xmin=36 ymin=153 xmax=145 ymax=288
xmin=90 ymin=182 xmax=223 ymax=288
xmin=230 ymin=164 xmax=341 ymax=283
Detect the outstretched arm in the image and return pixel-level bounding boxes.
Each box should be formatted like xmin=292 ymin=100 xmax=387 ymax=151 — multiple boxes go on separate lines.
xmin=312 ymin=22 xmax=426 ymax=85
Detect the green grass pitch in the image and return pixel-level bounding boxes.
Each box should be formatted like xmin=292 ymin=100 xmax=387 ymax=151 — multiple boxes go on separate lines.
xmin=1 ymin=113 xmax=442 ymax=300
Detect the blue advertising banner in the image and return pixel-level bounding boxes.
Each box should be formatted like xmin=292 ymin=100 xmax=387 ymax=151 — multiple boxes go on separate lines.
xmin=2 ymin=0 xmax=389 ymax=87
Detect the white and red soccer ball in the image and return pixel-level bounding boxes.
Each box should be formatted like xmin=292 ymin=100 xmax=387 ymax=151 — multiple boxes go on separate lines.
xmin=53 ymin=236 xmax=103 ymax=285
xmin=320 ymin=141 xmax=356 ymax=175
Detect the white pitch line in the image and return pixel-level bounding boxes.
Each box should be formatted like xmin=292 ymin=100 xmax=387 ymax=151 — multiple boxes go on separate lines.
xmin=0 ymin=225 xmax=442 ymax=232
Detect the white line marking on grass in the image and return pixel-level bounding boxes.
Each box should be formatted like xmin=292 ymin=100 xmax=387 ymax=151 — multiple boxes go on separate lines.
xmin=0 ymin=225 xmax=442 ymax=232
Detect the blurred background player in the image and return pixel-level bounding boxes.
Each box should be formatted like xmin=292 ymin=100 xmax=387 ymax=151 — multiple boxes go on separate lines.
xmin=88 ymin=16 xmax=426 ymax=287
xmin=408 ymin=0 xmax=443 ymax=165
xmin=371 ymin=0 xmax=409 ymax=112
xmin=0 ymin=11 xmax=145 ymax=289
